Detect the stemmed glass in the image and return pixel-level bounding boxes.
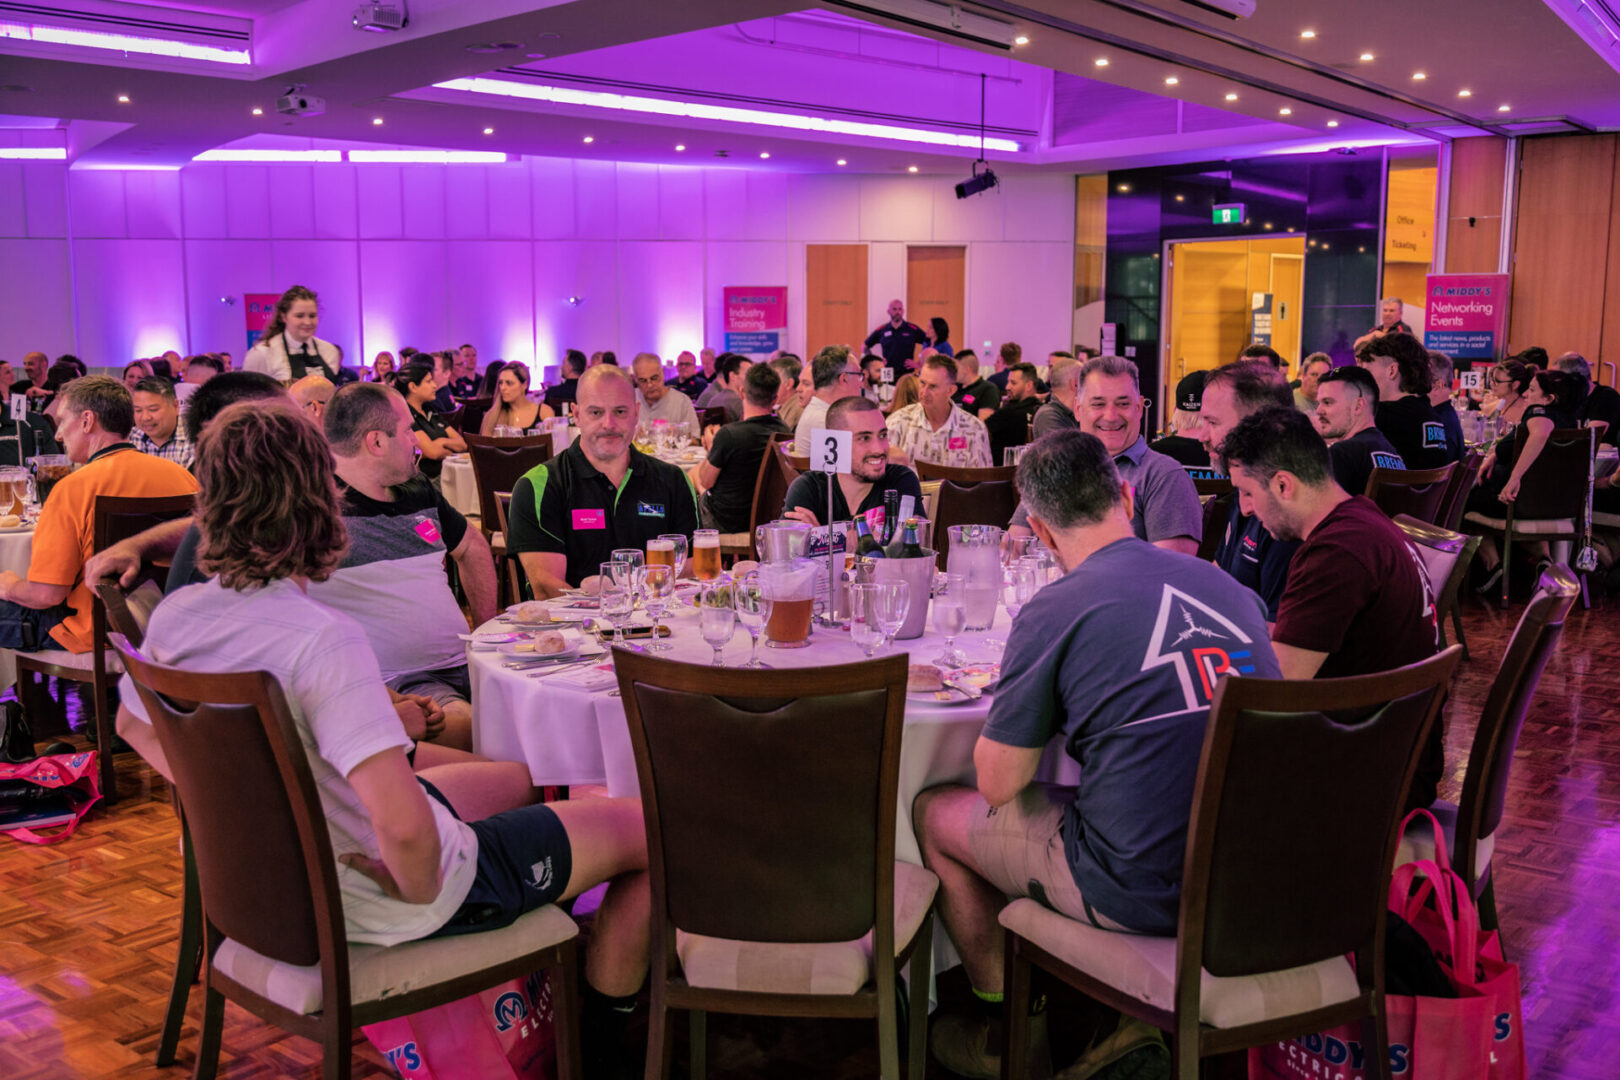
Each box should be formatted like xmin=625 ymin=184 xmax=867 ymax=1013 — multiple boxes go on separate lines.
xmin=658 ymin=533 xmax=689 ymax=578
xmin=610 ymin=548 xmax=644 ymax=578
xmin=932 ymin=574 xmax=968 ymax=668
xmin=597 ymin=561 xmax=633 ymax=646
xmin=847 ymin=583 xmax=882 ymax=658
xmin=733 ymin=570 xmax=773 ymax=669
xmin=871 ymin=581 xmax=911 ymax=653
xmin=636 ymin=564 xmax=675 ymax=652
xmin=698 ymin=583 xmax=736 ymax=666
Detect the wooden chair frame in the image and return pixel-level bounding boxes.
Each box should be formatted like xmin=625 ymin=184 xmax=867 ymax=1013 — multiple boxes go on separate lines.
xmin=1365 ymin=463 xmax=1456 ymax=524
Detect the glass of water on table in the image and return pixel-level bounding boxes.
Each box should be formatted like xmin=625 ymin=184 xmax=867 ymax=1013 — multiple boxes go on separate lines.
xmin=932 ymin=573 xmax=968 ymax=667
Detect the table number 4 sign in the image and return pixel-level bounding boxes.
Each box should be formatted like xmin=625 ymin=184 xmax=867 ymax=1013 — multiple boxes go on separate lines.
xmin=812 ymin=428 xmax=853 ymax=475
xmin=8 ymin=395 xmax=24 ymax=423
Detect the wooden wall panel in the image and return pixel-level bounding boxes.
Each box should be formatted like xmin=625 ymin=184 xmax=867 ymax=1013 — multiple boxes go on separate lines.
xmin=1509 ymin=135 xmax=1615 ymax=361
xmin=1601 ymin=156 xmax=1620 ymax=380
xmin=806 ymin=243 xmax=868 ymax=354
xmin=1075 ymin=174 xmax=1107 ymax=309
xmin=906 ymin=245 xmax=965 ymax=354
xmin=1445 ymin=137 xmax=1507 ymax=274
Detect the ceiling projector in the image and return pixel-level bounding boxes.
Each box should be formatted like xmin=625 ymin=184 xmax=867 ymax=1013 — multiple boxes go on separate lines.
xmin=276 ymin=90 xmax=326 ymax=117
xmin=353 ymin=3 xmax=407 ymax=32
xmin=956 ymin=168 xmax=999 ymax=199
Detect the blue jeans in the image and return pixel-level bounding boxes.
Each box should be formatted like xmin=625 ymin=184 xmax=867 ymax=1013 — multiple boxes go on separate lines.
xmin=0 ymin=599 xmax=68 ymax=652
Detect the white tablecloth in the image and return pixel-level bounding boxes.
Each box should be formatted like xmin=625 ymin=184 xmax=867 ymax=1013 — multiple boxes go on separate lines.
xmin=440 ymin=456 xmax=479 ymax=518
xmin=0 ymin=524 xmax=37 ymax=687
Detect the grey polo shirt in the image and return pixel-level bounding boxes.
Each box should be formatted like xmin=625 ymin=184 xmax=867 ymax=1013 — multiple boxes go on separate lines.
xmin=1012 ymin=435 xmax=1203 ymax=545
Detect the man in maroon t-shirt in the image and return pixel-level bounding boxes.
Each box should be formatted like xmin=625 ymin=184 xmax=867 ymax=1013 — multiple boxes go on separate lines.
xmin=1218 ymin=406 xmax=1443 ymax=808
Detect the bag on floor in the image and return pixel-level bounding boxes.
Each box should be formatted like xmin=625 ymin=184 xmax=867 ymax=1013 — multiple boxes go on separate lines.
xmin=364 ymin=970 xmax=556 ymax=1080
xmin=0 ymin=750 xmax=101 ymax=844
xmin=1249 ymin=809 xmax=1526 ymax=1080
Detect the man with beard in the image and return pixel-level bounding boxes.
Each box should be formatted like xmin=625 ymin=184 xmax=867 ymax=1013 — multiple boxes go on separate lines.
xmin=782 ymin=395 xmax=923 ymax=527
xmin=1313 ymin=366 xmax=1405 ymax=496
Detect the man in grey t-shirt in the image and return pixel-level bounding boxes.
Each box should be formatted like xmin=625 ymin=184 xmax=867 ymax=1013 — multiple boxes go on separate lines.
xmin=916 ymin=431 xmax=1278 ymax=1079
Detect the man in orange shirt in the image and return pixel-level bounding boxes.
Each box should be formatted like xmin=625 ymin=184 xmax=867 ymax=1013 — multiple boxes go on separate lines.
xmin=0 ymin=376 xmax=197 ymax=653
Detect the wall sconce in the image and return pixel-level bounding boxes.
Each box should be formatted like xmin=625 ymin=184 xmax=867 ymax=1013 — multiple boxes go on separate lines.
xmin=219 ymin=295 xmax=237 ymax=306
xmin=566 ymin=296 xmax=583 ymax=306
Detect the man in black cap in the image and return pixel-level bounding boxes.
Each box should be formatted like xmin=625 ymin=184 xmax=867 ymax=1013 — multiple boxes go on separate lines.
xmin=1150 ymin=370 xmax=1211 ymax=468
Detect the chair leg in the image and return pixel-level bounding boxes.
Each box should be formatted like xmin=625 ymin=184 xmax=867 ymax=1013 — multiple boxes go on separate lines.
xmin=644 ymin=979 xmax=673 ymax=1080
xmin=876 ymin=952 xmax=902 ymax=1080
xmin=551 ymin=943 xmax=582 ymax=1080
xmin=158 ymin=833 xmax=203 ymax=1066
xmin=1001 ymin=934 xmax=1030 ymax=1080
xmin=907 ymin=913 xmax=934 ymax=1080
xmin=688 ymin=1009 xmax=706 ymax=1080
xmin=93 ymin=670 xmax=116 ymax=805
xmin=1500 ymin=530 xmax=1512 ymax=609
xmin=190 ymin=982 xmax=225 ymax=1080
xmin=1477 ymin=875 xmax=1501 ymax=939
xmin=1169 ymin=1022 xmax=1199 ymax=1080
xmin=321 ymin=1017 xmax=352 ymax=1080
xmin=1450 ymin=600 xmax=1470 ymax=661
xmin=1364 ymin=999 xmax=1392 ymax=1080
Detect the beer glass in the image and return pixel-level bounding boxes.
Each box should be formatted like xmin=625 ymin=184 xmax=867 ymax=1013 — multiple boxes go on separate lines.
xmin=760 ymin=561 xmax=815 ymax=649
xmin=645 ymin=537 xmax=676 ymax=570
xmin=692 ymin=529 xmax=722 ymax=580
xmin=0 ymin=467 xmax=27 ymax=517
xmin=733 ymin=570 xmax=773 ymax=668
xmin=657 ymin=533 xmax=688 ymax=577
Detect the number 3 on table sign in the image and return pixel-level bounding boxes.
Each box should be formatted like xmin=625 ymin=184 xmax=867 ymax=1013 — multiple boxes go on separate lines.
xmin=813 ymin=428 xmax=853 ymax=475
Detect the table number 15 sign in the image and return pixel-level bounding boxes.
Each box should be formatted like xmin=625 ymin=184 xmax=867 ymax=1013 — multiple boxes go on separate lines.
xmin=811 ymin=428 xmax=853 ymax=474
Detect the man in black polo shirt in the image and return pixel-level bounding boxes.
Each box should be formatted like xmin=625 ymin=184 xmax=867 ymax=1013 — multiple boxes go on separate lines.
xmin=509 ymin=365 xmax=699 ymax=596
xmin=1358 ymin=332 xmax=1453 ymax=468
xmin=864 ymin=298 xmax=928 ymax=380
xmin=1315 ymin=366 xmax=1406 ymax=496
xmin=1554 ymin=352 xmax=1620 ymax=446
xmin=782 ymin=396 xmax=923 ymax=528
xmin=694 ymin=363 xmax=790 ymax=533
xmin=543 ymin=349 xmax=586 ymax=412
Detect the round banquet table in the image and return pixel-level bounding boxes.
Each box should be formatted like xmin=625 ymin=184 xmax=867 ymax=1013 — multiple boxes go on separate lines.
xmin=439 ymin=455 xmax=479 ymax=518
xmin=0 ymin=523 xmax=37 ymax=688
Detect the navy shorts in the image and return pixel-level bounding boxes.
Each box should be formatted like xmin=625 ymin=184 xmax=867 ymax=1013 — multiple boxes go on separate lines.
xmin=419 ymin=779 xmax=574 ymax=937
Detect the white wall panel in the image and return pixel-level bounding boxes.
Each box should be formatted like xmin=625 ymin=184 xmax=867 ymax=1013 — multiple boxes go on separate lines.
xmin=184 ymin=239 xmax=275 ymax=355
xmin=787 ymin=175 xmax=860 ymax=241
xmin=931 ymin=181 xmax=1003 ymax=243
xmin=868 ymin=241 xmax=907 ymax=326
xmin=180 ymin=167 xmax=226 ymax=239
xmin=359 ymin=240 xmax=448 ymax=357
xmin=860 ymin=177 xmax=933 ymax=242
xmin=446 ymin=241 xmax=535 ymax=367
xmin=22 ymin=163 xmax=67 ymax=238
xmin=0 ymin=164 xmax=25 ymax=237
xmin=356 ymin=166 xmax=403 ymax=239
xmin=615 ymin=163 xmax=660 ymax=240
xmin=268 ymin=166 xmax=315 ymax=239
xmin=745 ymin=172 xmax=790 ymax=240
xmin=444 ymin=168 xmax=489 ymax=240
xmin=967 ymin=242 xmax=1073 ymax=357
xmin=269 ymin=240 xmax=361 ymax=360
xmin=401 ymin=167 xmax=447 ymax=239
xmin=534 ymin=241 xmax=619 ymax=364
xmin=1002 ymin=174 xmax=1075 ymax=243
xmin=703 ymin=171 xmax=747 ymax=241
xmin=487 ymin=163 xmax=532 ymax=240
xmin=658 ymin=167 xmax=704 ymax=242
xmin=224 ymin=166 xmax=271 ymax=240
xmin=619 ymin=242 xmax=704 ymax=359
xmin=312 ymin=166 xmax=358 ymax=239
xmin=0 ymin=239 xmax=73 ymax=358
xmin=125 ymin=170 xmax=184 ymax=239
xmin=702 ymin=242 xmax=792 ymax=352
xmin=71 ymin=238 xmax=186 ymax=361
xmin=573 ymin=160 xmax=618 ymax=239
xmin=528 ymin=157 xmax=574 ymax=240
xmin=68 ymin=171 xmax=126 ymax=238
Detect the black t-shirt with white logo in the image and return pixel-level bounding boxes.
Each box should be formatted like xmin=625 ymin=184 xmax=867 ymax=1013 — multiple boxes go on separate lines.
xmin=1330 ymin=427 xmax=1405 ymax=497
xmin=1376 ymin=395 xmax=1454 ymax=469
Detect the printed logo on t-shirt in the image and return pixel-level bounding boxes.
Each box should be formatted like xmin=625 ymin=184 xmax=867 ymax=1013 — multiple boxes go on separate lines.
xmin=572 ymin=509 xmax=606 ymax=530
xmin=1370 ymin=451 xmax=1405 ymax=471
xmin=636 ymin=501 xmax=665 ymax=518
xmin=526 ymin=856 xmax=554 ymax=893
xmin=412 ymin=518 xmax=441 ymax=545
xmin=1421 ymin=421 xmax=1447 ymax=450
xmin=1142 ymin=586 xmax=1260 ymax=712
xmin=1240 ymin=534 xmax=1260 ymax=563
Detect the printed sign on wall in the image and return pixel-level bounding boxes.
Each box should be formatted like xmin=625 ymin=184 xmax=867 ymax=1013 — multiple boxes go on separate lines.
xmin=1423 ymin=275 xmax=1509 ymax=360
xmin=245 ymin=293 xmax=281 ymax=350
xmin=724 ymin=286 xmax=787 ymax=356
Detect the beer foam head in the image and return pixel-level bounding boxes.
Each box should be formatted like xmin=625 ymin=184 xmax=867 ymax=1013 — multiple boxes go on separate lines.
xmin=647 ymin=538 xmax=675 ymax=551
xmin=694 ymin=533 xmax=719 ymax=549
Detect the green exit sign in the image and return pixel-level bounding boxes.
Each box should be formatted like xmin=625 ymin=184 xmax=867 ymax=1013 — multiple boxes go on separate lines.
xmin=1213 ymin=203 xmax=1246 ymax=225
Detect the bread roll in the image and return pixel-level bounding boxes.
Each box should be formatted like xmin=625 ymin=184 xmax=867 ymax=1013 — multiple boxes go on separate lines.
xmin=511 ymin=601 xmax=552 ymax=623
xmin=532 ymin=630 xmax=568 ymax=655
xmin=908 ymin=664 xmax=944 ymax=693
xmin=0 ymin=514 xmax=20 ymax=529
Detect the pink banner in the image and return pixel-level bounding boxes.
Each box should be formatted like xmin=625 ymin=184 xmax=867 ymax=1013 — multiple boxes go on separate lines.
xmin=244 ymin=293 xmax=280 ymax=350
xmin=1423 ymin=274 xmax=1508 ymax=360
xmin=723 ymin=286 xmax=787 ymax=356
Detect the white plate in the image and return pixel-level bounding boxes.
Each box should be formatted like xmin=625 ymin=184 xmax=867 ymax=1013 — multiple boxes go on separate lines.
xmin=467 ymin=631 xmax=526 ymax=645
xmin=498 ymin=639 xmax=583 ymax=661
xmin=946 ymin=663 xmax=1001 ymax=692
xmin=907 ymin=686 xmax=978 ymax=706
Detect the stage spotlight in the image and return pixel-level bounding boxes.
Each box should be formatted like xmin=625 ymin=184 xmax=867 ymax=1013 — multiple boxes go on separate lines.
xmin=955 ymin=168 xmax=999 ymax=199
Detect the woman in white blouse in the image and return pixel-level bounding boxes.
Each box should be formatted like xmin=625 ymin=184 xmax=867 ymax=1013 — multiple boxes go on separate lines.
xmin=243 ymin=285 xmax=341 ymax=384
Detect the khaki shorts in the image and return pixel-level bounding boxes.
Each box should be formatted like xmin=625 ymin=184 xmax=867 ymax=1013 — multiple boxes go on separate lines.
xmin=966 ymin=783 xmax=1131 ymax=933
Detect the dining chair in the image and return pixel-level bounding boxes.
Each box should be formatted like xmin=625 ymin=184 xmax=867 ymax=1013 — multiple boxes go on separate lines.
xmin=464 ymin=433 xmax=553 ymax=606
xmin=1365 ymin=463 xmax=1455 ymax=524
xmin=1392 ymin=514 xmax=1482 ymax=660
xmin=1439 ymin=451 xmax=1485 ymax=532
xmin=1191 ymin=477 xmax=1235 ymax=563
xmin=110 ymin=632 xmax=583 ymax=1080
xmin=999 ymin=647 xmax=1462 ymax=1080
xmin=719 ymin=433 xmax=795 ymax=561
xmin=920 ymin=464 xmax=1019 ymax=570
xmin=1462 ymin=427 xmax=1594 ymax=607
xmin=614 ymin=649 xmax=936 ymax=1080
xmin=1395 ymin=566 xmax=1578 ymax=934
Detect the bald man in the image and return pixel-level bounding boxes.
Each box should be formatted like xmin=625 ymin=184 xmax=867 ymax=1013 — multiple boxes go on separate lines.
xmin=290 ymin=374 xmax=335 ymax=421
xmin=864 ymin=298 xmax=928 ymax=380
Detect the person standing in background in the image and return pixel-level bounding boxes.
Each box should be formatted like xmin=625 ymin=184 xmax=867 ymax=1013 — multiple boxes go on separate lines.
xmin=929 ymin=317 xmax=955 ymax=358
xmin=243 ymin=285 xmax=340 ymax=384
xmin=864 ymin=299 xmax=928 ymax=380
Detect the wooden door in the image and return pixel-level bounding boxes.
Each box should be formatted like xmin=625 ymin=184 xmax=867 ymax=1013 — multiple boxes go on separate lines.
xmin=805 ymin=244 xmax=868 ymax=356
xmin=906 ymin=246 xmax=965 ymax=352
xmin=1270 ymin=253 xmax=1304 ymax=369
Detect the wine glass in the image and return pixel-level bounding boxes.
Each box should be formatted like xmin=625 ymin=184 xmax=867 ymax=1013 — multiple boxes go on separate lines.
xmin=636 ymin=564 xmax=675 ymax=652
xmin=847 ymin=583 xmax=882 ymax=658
xmin=698 ymin=584 xmax=736 ymax=666
xmin=871 ymin=581 xmax=911 ymax=653
xmin=598 ymin=561 xmax=633 ymax=646
xmin=932 ymin=574 xmax=968 ymax=668
xmin=610 ymin=548 xmax=643 ymax=580
xmin=658 ymin=533 xmax=689 ymax=578
xmin=733 ymin=570 xmax=773 ymax=669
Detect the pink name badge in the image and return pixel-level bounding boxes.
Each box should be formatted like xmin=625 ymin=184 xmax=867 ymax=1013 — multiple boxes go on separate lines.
xmin=573 ymin=509 xmax=607 ymax=530
xmin=413 ymin=519 xmax=441 ymax=544
xmin=948 ymin=436 xmax=968 ymax=451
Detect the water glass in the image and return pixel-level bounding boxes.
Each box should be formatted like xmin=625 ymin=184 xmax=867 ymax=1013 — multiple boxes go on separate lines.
xmin=1004 ymin=562 xmax=1039 ymax=620
xmin=610 ymin=548 xmax=643 ymax=578
xmin=871 ymin=580 xmax=911 ymax=652
xmin=932 ymin=574 xmax=968 ymax=667
xmin=636 ymin=564 xmax=675 ymax=652
xmin=698 ymin=585 xmax=736 ymax=666
xmin=598 ymin=561 xmax=633 ymax=646
xmin=846 ymin=583 xmax=883 ymax=657
xmin=733 ymin=570 xmax=773 ymax=668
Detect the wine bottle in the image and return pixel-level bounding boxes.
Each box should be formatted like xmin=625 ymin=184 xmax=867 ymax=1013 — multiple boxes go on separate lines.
xmin=854 ymin=517 xmax=885 ymax=559
xmin=881 ymin=490 xmax=900 ymax=546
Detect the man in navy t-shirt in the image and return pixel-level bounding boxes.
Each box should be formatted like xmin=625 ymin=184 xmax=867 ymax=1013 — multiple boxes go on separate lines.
xmin=915 ymin=431 xmax=1279 ymax=1078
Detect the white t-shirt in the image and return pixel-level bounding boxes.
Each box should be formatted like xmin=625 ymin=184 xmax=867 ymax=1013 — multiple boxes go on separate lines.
xmin=120 ymin=578 xmax=478 ymax=946
xmin=792 ymin=396 xmax=832 ymax=457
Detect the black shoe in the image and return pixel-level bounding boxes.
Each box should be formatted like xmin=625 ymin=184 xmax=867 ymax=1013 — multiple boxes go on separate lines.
xmin=1474 ymin=564 xmax=1504 ymax=596
xmin=0 ymin=700 xmax=36 ymax=763
xmin=41 ymin=740 xmax=76 ymax=757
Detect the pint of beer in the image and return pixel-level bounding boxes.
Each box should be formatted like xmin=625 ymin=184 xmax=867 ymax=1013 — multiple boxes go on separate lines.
xmin=760 ymin=560 xmax=816 ymax=648
xmin=646 ymin=537 xmax=676 ymax=568
xmin=692 ymin=529 xmax=721 ymax=580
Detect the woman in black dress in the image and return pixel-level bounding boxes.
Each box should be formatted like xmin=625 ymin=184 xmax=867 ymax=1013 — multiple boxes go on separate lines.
xmin=394 ymin=363 xmax=466 ymax=483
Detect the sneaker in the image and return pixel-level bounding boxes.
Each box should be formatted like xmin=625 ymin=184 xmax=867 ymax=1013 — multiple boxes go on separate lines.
xmin=1054 ymin=1016 xmax=1167 ymax=1079
xmin=1473 ymin=564 xmax=1504 ymax=596
xmin=930 ymin=1007 xmax=1051 ymax=1080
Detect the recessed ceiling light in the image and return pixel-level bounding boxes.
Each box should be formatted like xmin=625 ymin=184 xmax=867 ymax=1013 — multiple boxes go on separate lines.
xmin=1095 ymin=57 xmax=1109 ymax=67
xmin=1300 ymin=29 xmax=1317 ymax=38
xmin=1458 ymin=89 xmax=1472 ymax=98
xmin=1360 ymin=52 xmax=1374 ymax=61
xmin=760 ymin=151 xmax=770 ymax=159
xmin=1321 ymin=243 xmax=1330 ymax=250
xmin=582 ymin=135 xmax=593 ymax=143
xmin=1225 ymin=92 xmax=1238 ymax=101
xmin=1358 ymin=246 xmax=1366 ymax=253
xmin=1263 ymin=222 xmax=1273 ymax=229
xmin=1014 ymin=35 xmax=1029 ymax=45
xmin=251 ymin=107 xmax=263 ymax=116
xmin=836 ymin=158 xmax=847 ymax=166
xmin=1412 ymin=71 xmax=1426 ymax=80
xmin=372 ymin=116 xmax=383 ymax=125
xmin=1327 ymin=120 xmax=1339 ymax=127
xmin=1175 ymin=194 xmax=1185 ymax=202
xmin=1279 ymin=107 xmax=1292 ymax=116
xmin=908 ymin=165 xmax=918 ymax=173
xmin=1498 ymin=104 xmax=1511 ymax=112
xmin=1165 ymin=76 xmax=1179 ymax=86
xmin=483 ymin=126 xmax=494 ymax=135
xmin=1117 ymin=183 xmax=1130 ymax=192
xmin=675 ymin=143 xmax=685 ymax=151
xmin=117 ymin=94 xmax=130 ymax=103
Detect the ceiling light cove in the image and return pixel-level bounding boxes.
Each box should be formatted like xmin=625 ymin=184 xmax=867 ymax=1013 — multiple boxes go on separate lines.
xmin=432 ymin=78 xmax=1024 ymax=153
xmin=0 ymin=22 xmax=250 ymax=65
xmin=0 ymin=148 xmax=66 ymax=160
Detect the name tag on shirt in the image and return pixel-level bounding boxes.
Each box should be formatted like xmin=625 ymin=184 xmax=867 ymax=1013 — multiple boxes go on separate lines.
xmin=413 ymin=519 xmax=441 ymax=544
xmin=573 ymin=509 xmax=606 ymax=530
xmin=636 ymin=501 xmax=665 ymax=518
xmin=948 ymin=436 xmax=967 ymax=451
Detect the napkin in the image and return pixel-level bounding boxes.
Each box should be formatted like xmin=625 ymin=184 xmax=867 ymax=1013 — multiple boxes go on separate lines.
xmin=548 ymin=662 xmax=618 ymax=692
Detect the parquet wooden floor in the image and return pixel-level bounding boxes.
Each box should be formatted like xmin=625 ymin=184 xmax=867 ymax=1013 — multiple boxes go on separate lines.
xmin=2 ymin=595 xmax=1615 ymax=1079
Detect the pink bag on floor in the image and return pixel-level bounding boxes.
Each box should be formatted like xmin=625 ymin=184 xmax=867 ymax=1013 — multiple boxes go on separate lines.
xmin=364 ymin=970 xmax=556 ymax=1080
xmin=1249 ymin=810 xmax=1526 ymax=1080
xmin=0 ymin=751 xmax=102 ymax=844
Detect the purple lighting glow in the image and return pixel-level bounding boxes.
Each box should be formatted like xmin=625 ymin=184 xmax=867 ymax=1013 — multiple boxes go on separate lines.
xmin=0 ymin=22 xmax=250 ymax=65
xmin=432 ymin=77 xmax=1023 ymax=153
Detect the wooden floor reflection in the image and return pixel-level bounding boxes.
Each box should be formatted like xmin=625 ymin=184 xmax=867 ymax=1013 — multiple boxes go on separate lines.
xmin=1 ymin=595 xmax=1614 ymax=1079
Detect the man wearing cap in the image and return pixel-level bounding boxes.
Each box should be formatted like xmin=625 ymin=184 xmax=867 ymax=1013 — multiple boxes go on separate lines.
xmin=1150 ymin=371 xmax=1211 ymax=468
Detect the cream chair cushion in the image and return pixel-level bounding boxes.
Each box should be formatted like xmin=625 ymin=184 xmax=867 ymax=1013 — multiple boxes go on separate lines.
xmin=676 ymin=861 xmax=937 ymax=996
xmin=1462 ymin=512 xmax=1576 ymax=535
xmin=998 ymin=899 xmax=1360 ymax=1030
xmin=1394 ymin=799 xmax=1495 ymax=882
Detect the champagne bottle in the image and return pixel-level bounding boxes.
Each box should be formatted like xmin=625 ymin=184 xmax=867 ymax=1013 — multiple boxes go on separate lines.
xmin=897 ymin=518 xmax=925 ymax=559
xmin=881 ymin=490 xmax=901 ymax=546
xmin=854 ymin=517 xmax=886 ymax=559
